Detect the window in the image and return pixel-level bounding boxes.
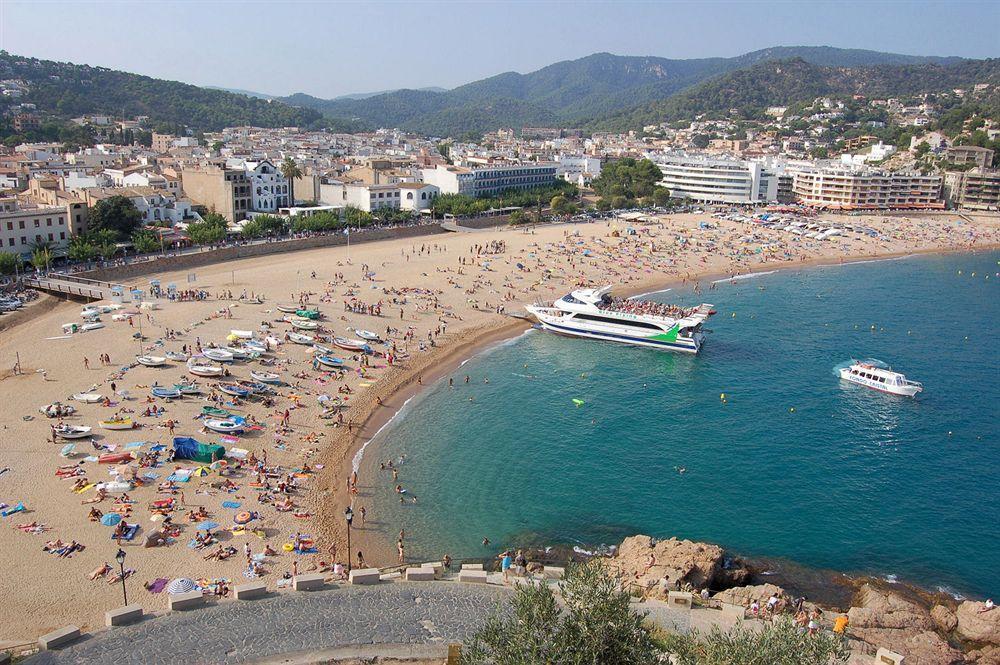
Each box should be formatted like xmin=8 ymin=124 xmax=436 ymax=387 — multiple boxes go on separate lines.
xmin=60 ymin=231 xmax=65 ymax=240
xmin=6 ymin=238 xmax=12 ymax=246
xmin=406 ymin=192 xmax=413 ymax=200
xmin=48 ymin=233 xmax=53 ymax=241
xmin=20 ymin=237 xmax=26 ymax=245
xmin=572 ymin=313 xmax=664 ymax=331
xmin=34 ymin=219 xmax=40 ymax=227
xmin=5 ymin=222 xmax=10 ymax=231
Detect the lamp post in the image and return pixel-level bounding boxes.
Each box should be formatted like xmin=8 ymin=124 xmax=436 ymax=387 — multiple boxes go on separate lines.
xmin=344 ymin=506 xmax=354 ymax=572
xmin=115 ymin=548 xmax=128 ymax=606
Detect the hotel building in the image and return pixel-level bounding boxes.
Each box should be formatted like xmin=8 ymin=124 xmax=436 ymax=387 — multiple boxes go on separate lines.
xmin=790 ymin=167 xmax=943 ymax=209
xmin=421 ymin=163 xmax=556 ymax=197
xmin=653 ymin=154 xmax=782 ymax=204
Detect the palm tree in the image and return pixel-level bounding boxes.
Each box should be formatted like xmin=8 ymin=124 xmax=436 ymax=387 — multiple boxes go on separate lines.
xmin=280 ymin=157 xmax=303 ymax=207
xmin=30 ymin=246 xmax=53 ymax=273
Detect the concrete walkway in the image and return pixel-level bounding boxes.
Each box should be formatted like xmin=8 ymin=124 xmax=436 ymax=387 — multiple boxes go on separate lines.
xmin=27 ymin=582 xmax=510 ymax=665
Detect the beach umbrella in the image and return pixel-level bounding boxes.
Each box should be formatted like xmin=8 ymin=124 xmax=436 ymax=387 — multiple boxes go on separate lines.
xmin=101 ymin=513 xmax=122 ymax=527
xmin=191 ymin=466 xmax=210 ymax=477
xmin=209 ymin=460 xmax=228 ymax=470
xmin=60 ymin=443 xmax=75 ymax=457
xmin=166 ymin=578 xmax=197 ymax=594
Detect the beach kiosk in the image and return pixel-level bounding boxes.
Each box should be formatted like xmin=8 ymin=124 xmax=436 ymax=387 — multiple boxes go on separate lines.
xmin=149 ymin=279 xmax=161 ymax=298
xmin=110 ymin=285 xmax=125 ymax=305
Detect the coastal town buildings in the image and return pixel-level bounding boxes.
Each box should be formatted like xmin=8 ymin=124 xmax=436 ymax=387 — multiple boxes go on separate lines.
xmin=943 ymin=145 xmax=994 ymax=170
xmin=181 ymin=166 xmax=252 ymax=222
xmin=0 ymin=196 xmax=70 ymax=256
xmin=420 ymin=162 xmax=557 ymax=197
xmin=652 ymin=154 xmax=783 ymax=204
xmin=943 ymin=169 xmax=1000 ymax=210
xmin=790 ymin=167 xmax=943 ymax=209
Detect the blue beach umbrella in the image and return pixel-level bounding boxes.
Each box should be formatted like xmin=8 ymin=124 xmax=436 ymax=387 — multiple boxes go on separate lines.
xmin=101 ymin=513 xmax=122 ymax=527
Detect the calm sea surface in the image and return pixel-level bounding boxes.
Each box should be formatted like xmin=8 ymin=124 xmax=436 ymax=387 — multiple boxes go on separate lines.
xmin=361 ymin=251 xmax=999 ymax=598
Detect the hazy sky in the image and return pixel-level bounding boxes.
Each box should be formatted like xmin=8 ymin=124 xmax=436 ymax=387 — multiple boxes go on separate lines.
xmin=1 ymin=1 xmax=998 ymax=98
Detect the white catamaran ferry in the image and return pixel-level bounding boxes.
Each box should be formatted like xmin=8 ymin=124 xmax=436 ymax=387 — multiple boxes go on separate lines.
xmin=525 ymin=286 xmax=715 ymax=353
xmin=839 ymin=360 xmax=923 ymax=397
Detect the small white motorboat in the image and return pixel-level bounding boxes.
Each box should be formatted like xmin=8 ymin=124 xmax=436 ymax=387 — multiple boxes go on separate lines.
xmin=312 ymin=343 xmax=335 ymax=355
xmin=276 ymin=304 xmax=300 ymax=313
xmin=287 ymin=332 xmax=316 ymax=345
xmin=204 ymin=419 xmax=244 ymax=434
xmin=136 ymin=355 xmax=167 ymax=367
xmin=265 ymin=335 xmax=282 ymax=350
xmin=250 ymin=370 xmax=281 ymax=384
xmin=203 ymin=348 xmax=235 ymax=362
xmin=81 ymin=322 xmax=105 ymax=332
xmin=73 ymin=392 xmax=103 ymax=404
xmin=333 ymin=337 xmax=369 ymax=352
xmin=354 ymin=329 xmax=380 ymax=342
xmin=229 ymin=329 xmax=254 ymax=339
xmin=187 ymin=362 xmax=224 ymax=378
xmin=839 ymin=360 xmax=923 ymax=397
xmin=242 ymin=340 xmax=267 ymax=354
xmin=173 ymin=383 xmax=202 ymax=395
xmin=55 ymin=425 xmax=93 ymax=439
xmin=222 ymin=346 xmax=250 ymax=359
xmin=165 ymin=351 xmax=189 ymax=361
xmin=288 ymin=319 xmax=319 ymax=331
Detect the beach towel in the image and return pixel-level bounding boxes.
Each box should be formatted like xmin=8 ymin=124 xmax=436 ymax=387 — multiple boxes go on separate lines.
xmin=73 ymin=483 xmax=95 ymax=494
xmin=221 ymin=501 xmax=241 ymax=509
xmin=150 ymin=444 xmax=165 ymax=452
xmin=146 ymin=577 xmax=169 ymax=593
xmin=111 ymin=524 xmax=139 ymax=541
xmin=1 ymin=502 xmax=25 ymax=517
xmin=165 ymin=474 xmax=191 ymax=483
xmin=196 ymin=520 xmax=219 ymax=531
xmin=125 ymin=442 xmax=145 ymax=450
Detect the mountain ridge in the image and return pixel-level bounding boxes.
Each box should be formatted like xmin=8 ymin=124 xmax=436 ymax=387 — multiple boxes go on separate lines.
xmin=275 ymin=46 xmax=975 ymax=135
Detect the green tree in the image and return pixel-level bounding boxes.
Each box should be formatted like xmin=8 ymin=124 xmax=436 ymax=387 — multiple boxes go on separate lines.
xmin=508 ymin=210 xmax=528 ymax=225
xmin=240 ymin=219 xmax=263 ymax=239
xmin=0 ymin=251 xmax=22 ymax=275
xmin=596 ymin=198 xmax=613 ymax=212
xmin=550 ymin=195 xmax=570 ymax=215
xmin=279 ymin=157 xmax=303 ymax=205
xmin=67 ymin=235 xmax=97 ymax=262
xmin=462 ymin=561 xmax=661 ymax=665
xmin=809 ymin=146 xmax=830 ymax=159
xmin=186 ymin=218 xmax=227 ymax=245
xmin=591 ymin=159 xmax=662 ymax=201
xmin=88 ymin=196 xmax=143 ymax=240
xmin=131 ymin=230 xmax=160 ymax=254
xmin=657 ymin=618 xmax=849 ymax=664
xmin=652 ymin=187 xmax=672 ymax=207
xmin=211 ymin=140 xmax=224 ymax=152
xmin=914 ymin=141 xmax=931 ymax=157
xmin=30 ymin=246 xmax=53 ymax=272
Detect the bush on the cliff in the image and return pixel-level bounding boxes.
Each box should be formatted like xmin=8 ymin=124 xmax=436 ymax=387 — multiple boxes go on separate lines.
xmin=461 ymin=560 xmax=661 ymax=664
xmin=657 ymin=618 xmax=851 ymax=664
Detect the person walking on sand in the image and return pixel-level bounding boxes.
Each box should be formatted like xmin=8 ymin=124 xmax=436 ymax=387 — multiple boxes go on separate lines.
xmin=83 ymin=357 xmax=90 ymax=370
xmin=357 ymin=550 xmax=366 ymax=568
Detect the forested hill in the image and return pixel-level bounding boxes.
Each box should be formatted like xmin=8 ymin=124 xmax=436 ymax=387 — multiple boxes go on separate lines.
xmin=276 ymin=47 xmax=972 ymax=137
xmin=587 ymin=57 xmax=1000 ymax=132
xmin=0 ymin=51 xmax=323 ymax=131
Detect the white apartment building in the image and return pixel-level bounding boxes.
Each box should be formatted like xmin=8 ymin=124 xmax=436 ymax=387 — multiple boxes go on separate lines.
xmin=421 ymin=162 xmax=557 ymax=197
xmin=790 ymin=167 xmax=943 ymax=209
xmin=0 ymin=198 xmax=71 ymax=256
xmin=397 ymin=182 xmax=439 ymax=211
xmin=653 ymin=154 xmax=781 ymax=204
xmin=225 ymin=159 xmax=290 ymax=212
xmin=555 ymin=155 xmax=602 ymax=187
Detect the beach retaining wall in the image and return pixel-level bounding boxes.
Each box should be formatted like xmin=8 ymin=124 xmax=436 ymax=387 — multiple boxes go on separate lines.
xmin=73 ymin=223 xmax=449 ymax=284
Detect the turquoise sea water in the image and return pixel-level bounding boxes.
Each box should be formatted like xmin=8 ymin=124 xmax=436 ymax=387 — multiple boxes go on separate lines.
xmin=361 ymin=251 xmax=999 ymax=598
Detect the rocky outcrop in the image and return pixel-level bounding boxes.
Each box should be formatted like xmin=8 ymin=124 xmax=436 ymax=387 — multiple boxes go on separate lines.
xmin=607 ymin=535 xmax=748 ymax=596
xmin=713 ymin=583 xmax=785 ymax=607
xmin=967 ymin=645 xmax=1000 ymax=663
xmin=847 ymin=585 xmax=963 ymax=665
xmin=957 ymin=601 xmax=1000 ymax=645
xmin=933 ymin=605 xmax=959 ymax=633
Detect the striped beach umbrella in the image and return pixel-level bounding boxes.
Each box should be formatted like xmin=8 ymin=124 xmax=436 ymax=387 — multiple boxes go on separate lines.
xmin=166 ymin=578 xmax=197 ymax=594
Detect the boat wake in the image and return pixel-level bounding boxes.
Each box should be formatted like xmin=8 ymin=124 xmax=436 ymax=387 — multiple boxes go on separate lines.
xmin=711 ymin=270 xmax=778 ymax=284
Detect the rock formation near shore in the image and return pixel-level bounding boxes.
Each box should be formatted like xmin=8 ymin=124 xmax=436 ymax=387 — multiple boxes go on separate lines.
xmin=610 ymin=536 xmax=998 ymax=663
xmin=607 ymin=535 xmax=750 ymax=595
xmin=956 ymin=601 xmax=1000 ymax=646
xmin=847 ymin=584 xmax=963 ymax=665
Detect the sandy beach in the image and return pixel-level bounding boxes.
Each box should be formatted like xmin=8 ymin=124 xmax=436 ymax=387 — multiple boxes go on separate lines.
xmin=1 ymin=211 xmax=997 ymax=641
